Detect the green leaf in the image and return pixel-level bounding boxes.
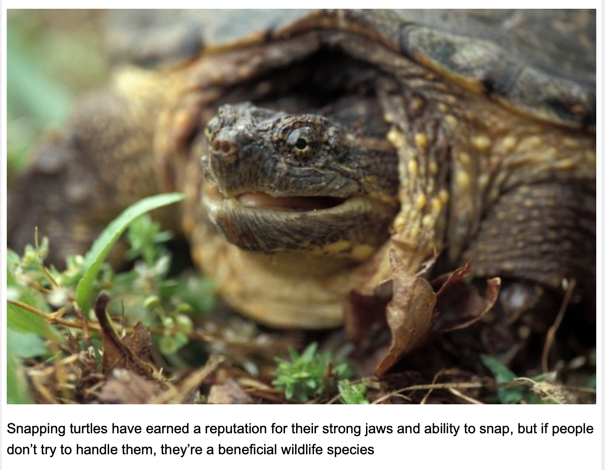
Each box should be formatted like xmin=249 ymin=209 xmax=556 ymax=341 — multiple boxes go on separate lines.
xmin=76 ymin=193 xmax=185 ymax=313
xmin=7 ymin=302 xmax=50 ymax=338
xmin=273 ymin=342 xmax=353 ymax=402
xmin=159 ymin=332 xmax=189 ymax=355
xmin=480 ymin=354 xmax=526 ymax=404
xmin=480 ymin=354 xmax=516 ymax=383
xmin=339 ymin=380 xmax=369 ymax=404
xmin=7 ymin=356 xmax=32 ymax=404
xmin=497 ymin=387 xmax=525 ymax=405
xmin=6 ymin=329 xmax=44 ymax=405
xmin=126 ymin=215 xmax=172 ymax=266
xmin=8 ymin=329 xmax=48 ymax=359
xmin=7 ymin=268 xmax=60 ymax=340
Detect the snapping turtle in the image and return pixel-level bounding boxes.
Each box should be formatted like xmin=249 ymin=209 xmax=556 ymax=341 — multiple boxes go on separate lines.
xmin=9 ymin=10 xmax=595 ymax=332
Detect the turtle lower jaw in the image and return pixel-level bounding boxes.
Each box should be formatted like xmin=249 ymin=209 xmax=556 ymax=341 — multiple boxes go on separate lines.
xmin=201 ymin=184 xmax=397 ymax=260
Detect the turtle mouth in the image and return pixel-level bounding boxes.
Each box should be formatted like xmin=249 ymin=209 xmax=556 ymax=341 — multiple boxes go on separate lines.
xmin=236 ymin=192 xmax=347 ymax=212
xmin=201 ymin=182 xmax=396 ymax=258
xmin=203 ymin=184 xmax=348 ymax=214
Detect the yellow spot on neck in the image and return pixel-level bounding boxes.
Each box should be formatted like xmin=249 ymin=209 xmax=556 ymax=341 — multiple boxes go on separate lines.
xmin=458 ymin=152 xmax=471 ymax=165
xmin=430 ymin=197 xmax=442 ymax=213
xmin=408 ymin=159 xmax=418 ymax=176
xmin=472 ymin=135 xmax=492 ymax=151
xmin=422 ymin=214 xmax=434 ymax=227
xmin=414 ymin=133 xmax=428 ymax=148
xmin=456 ymin=171 xmax=470 ymax=189
xmin=438 ymin=189 xmax=449 ymax=204
xmin=501 ymin=136 xmax=518 ymax=152
xmin=445 ymin=115 xmax=458 ymax=128
xmin=387 ymin=128 xmax=405 ymax=147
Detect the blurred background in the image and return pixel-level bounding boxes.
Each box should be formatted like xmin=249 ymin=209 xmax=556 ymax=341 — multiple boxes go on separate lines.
xmin=7 ymin=10 xmax=107 ymax=176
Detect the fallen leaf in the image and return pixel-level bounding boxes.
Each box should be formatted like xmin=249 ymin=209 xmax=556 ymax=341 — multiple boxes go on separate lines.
xmin=98 ymin=369 xmax=162 ymax=404
xmin=374 ymin=255 xmax=501 ymax=377
xmin=95 ymin=294 xmax=154 ymax=378
xmin=375 ymin=250 xmax=437 ymax=377
xmin=208 ymin=378 xmax=252 ymax=404
xmin=433 ymin=265 xmax=500 ymax=332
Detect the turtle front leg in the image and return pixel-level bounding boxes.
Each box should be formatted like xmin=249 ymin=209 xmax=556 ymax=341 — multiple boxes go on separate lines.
xmin=466 ymin=181 xmax=595 ymax=365
xmin=469 ymin=182 xmax=595 ymax=293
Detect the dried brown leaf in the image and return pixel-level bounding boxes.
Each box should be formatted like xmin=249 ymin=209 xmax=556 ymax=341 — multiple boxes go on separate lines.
xmin=208 ymin=379 xmax=252 ymax=404
xmin=433 ymin=264 xmax=500 ymax=332
xmin=102 ymin=323 xmax=153 ymax=374
xmin=374 ymin=256 xmax=501 ymax=377
xmin=96 ymin=294 xmax=154 ymax=377
xmin=98 ymin=369 xmax=162 ymax=404
xmin=375 ymin=250 xmax=437 ymax=377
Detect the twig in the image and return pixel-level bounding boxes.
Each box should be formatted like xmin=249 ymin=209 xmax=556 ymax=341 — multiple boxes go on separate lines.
xmin=421 ymin=368 xmax=450 ymax=404
xmin=149 ymin=355 xmax=225 ymax=404
xmin=24 ymin=280 xmax=53 ymax=295
xmin=372 ymin=382 xmax=484 ymax=404
xmin=449 ymin=387 xmax=483 ymax=404
xmin=8 ymin=299 xmax=101 ymax=331
xmin=542 ymin=279 xmax=576 ymax=373
xmin=326 ymin=393 xmax=341 ymax=404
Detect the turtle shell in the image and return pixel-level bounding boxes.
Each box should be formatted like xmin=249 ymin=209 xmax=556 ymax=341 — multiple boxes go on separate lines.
xmin=107 ymin=9 xmax=595 ymax=128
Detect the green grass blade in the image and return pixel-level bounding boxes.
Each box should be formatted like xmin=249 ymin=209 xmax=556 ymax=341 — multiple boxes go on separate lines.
xmin=76 ymin=193 xmax=185 ymax=313
xmin=480 ymin=354 xmax=516 ymax=383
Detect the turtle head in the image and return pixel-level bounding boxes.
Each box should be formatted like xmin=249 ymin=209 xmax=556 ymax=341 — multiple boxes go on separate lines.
xmin=200 ymin=102 xmax=399 ymax=261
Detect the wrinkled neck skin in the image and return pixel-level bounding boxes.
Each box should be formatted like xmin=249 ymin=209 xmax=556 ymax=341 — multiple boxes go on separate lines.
xmin=176 ymin=32 xmax=595 ymax=329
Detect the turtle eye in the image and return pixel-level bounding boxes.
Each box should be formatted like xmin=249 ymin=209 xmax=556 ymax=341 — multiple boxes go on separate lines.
xmin=205 ymin=117 xmax=219 ymax=139
xmin=286 ymin=127 xmax=318 ymax=156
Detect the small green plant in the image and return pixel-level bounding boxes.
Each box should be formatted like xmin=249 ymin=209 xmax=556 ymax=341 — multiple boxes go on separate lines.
xmin=338 ymin=380 xmax=369 ymax=404
xmin=126 ymin=215 xmax=172 ymax=266
xmin=75 ymin=193 xmax=185 ymax=313
xmin=480 ymin=354 xmax=561 ymax=404
xmin=273 ymin=342 xmax=353 ymax=402
xmin=6 ymin=192 xmax=221 ymax=402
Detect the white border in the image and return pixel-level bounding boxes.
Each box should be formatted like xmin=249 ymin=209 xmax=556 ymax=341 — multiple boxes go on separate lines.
xmin=1 ymin=3 xmax=602 ymax=469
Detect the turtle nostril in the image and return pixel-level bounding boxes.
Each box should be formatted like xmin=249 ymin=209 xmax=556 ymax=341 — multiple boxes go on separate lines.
xmin=210 ymin=137 xmax=238 ymax=164
xmin=212 ymin=139 xmax=234 ymax=154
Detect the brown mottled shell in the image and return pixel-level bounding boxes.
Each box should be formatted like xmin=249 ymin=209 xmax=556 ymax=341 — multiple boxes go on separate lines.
xmin=107 ymin=9 xmax=595 ymax=128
